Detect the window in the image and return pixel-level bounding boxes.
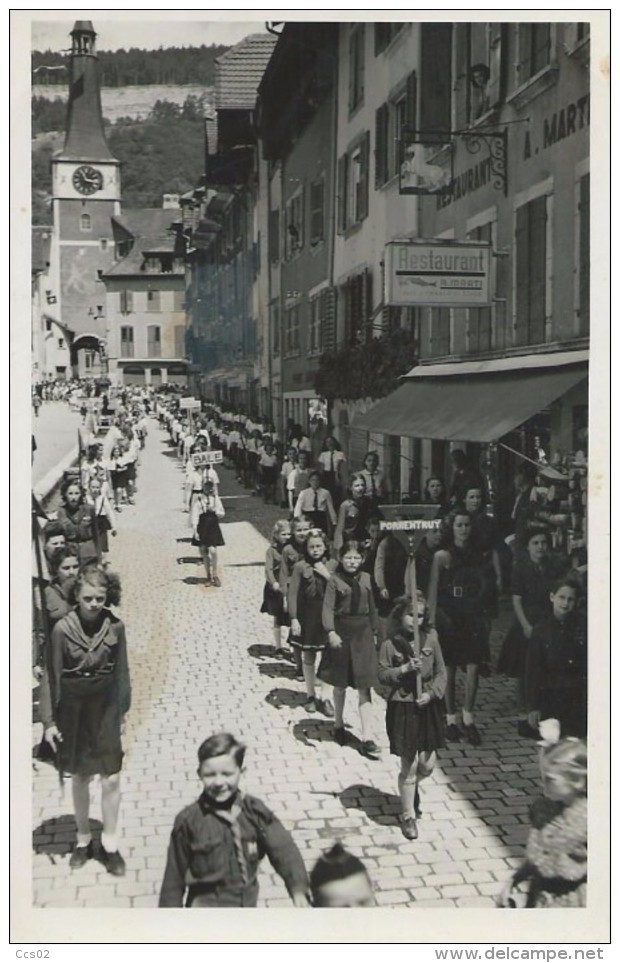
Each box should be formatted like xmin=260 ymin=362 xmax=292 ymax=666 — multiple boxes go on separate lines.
xmin=515 ymin=194 xmax=548 ymax=346
xmin=57 ymin=338 xmax=64 ymax=349
xmin=454 ymin=24 xmax=504 ymax=127
xmin=467 ymin=222 xmax=493 ymax=353
xmin=517 ymin=23 xmax=552 ymax=83
xmin=268 ymin=208 xmax=280 ymax=262
xmin=173 ymin=289 xmax=184 ymax=312
xmin=349 ymin=25 xmax=365 ymax=114
xmin=271 ymin=301 xmax=280 ymax=356
xmin=160 ymin=255 xmax=174 ymax=273
xmin=285 ymin=303 xmax=301 ymax=355
xmin=100 ymin=238 xmax=109 ymax=252
xmin=577 ymin=173 xmax=590 ymax=335
xmin=309 ymin=179 xmax=325 ymax=246
xmin=146 ymin=290 xmax=161 ymax=312
xmin=147 ymin=325 xmax=161 ymax=357
xmin=285 ymin=190 xmax=304 ymax=259
xmin=337 ymin=133 xmax=370 ymax=232
xmin=119 ymin=290 xmax=133 ymax=315
xmin=341 ymin=270 xmax=373 ymax=345
xmin=45 ymin=319 xmax=52 ymax=332
xmin=430 ymin=308 xmax=451 ymax=356
xmin=576 ymin=22 xmax=590 ymax=43
xmin=308 ymin=295 xmax=321 ymax=354
xmin=375 ymin=72 xmax=417 ymax=187
xmin=120 ymin=326 xmax=134 ymax=358
xmin=374 ymin=22 xmax=404 ymax=56
xmin=419 ymin=23 xmax=452 ymax=131
xmin=80 ymin=213 xmax=91 ymax=232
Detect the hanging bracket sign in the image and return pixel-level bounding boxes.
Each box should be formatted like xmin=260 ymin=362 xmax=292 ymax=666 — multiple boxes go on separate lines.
xmin=385 ymin=239 xmax=491 ymax=307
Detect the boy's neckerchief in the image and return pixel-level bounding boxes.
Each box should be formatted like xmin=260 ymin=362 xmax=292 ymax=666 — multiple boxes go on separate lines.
xmin=201 ymin=791 xmax=249 ymax=883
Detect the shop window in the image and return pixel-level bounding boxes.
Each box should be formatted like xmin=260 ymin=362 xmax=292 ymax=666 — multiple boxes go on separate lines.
xmin=119 ymin=290 xmax=133 ymax=315
xmin=147 ymin=325 xmax=161 ymax=357
xmin=147 ymin=289 xmax=161 ymax=312
xmin=419 ymin=23 xmax=452 ymax=132
xmin=337 ymin=133 xmax=370 ymax=232
xmin=467 ymin=221 xmax=494 ymax=353
xmin=577 ymin=173 xmax=590 ymax=335
xmin=309 ymin=178 xmax=325 ymax=246
xmin=80 ymin=213 xmax=91 ymax=232
xmin=349 ymin=24 xmax=365 ymax=114
xmin=515 ymin=194 xmax=549 ymax=347
xmin=120 ymin=325 xmax=134 ymax=358
xmin=285 ymin=190 xmax=304 ymax=259
xmin=516 ymin=23 xmax=552 ymax=84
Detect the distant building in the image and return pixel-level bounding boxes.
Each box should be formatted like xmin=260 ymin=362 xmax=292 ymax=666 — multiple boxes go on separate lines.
xmin=31 ymin=226 xmax=71 ymax=381
xmin=102 ymin=205 xmax=189 ymax=387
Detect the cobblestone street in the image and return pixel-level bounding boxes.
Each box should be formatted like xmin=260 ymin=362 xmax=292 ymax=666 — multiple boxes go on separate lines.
xmin=32 ymin=421 xmax=542 ymax=909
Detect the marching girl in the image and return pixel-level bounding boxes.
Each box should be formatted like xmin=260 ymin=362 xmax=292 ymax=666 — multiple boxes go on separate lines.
xmin=378 ymin=594 xmax=447 ymax=840
xmin=86 ymin=476 xmax=117 ymax=564
xmin=319 ymin=540 xmax=381 ymax=759
xmin=191 ymin=479 xmax=225 ymax=588
xmin=317 ymin=436 xmax=347 ymax=508
xmin=260 ymin=520 xmax=291 ymax=658
xmin=55 ymin=478 xmax=99 ymax=566
xmin=288 ymin=529 xmax=337 ymax=716
xmin=279 ymin=515 xmax=311 ymax=670
xmin=41 ymin=564 xmax=131 ymax=877
xmin=107 ymin=443 xmax=128 ymax=511
xmin=333 ymin=474 xmax=372 ymax=554
xmin=427 ymin=509 xmax=490 ymax=746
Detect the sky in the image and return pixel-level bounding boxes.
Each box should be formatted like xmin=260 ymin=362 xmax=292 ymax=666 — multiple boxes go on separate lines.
xmin=31 ymin=15 xmax=268 ymax=52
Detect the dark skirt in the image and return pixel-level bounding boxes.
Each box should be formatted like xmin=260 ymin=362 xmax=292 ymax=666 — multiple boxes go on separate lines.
xmin=305 ymin=510 xmax=330 ymax=535
xmin=386 ymin=699 xmax=446 ymax=757
xmin=436 ymin=604 xmax=491 ymax=668
xmin=125 ymin=461 xmax=137 ymax=483
xmin=290 ymin=596 xmax=327 ymax=652
xmin=318 ymin=614 xmax=378 ymax=690
xmin=56 ymin=673 xmax=123 ymax=776
xmin=498 ymin=620 xmax=528 ymax=678
xmin=194 ymin=514 xmax=225 ymax=548
xmin=260 ymin=583 xmax=288 ymax=626
xmin=111 ymin=470 xmax=128 ymax=490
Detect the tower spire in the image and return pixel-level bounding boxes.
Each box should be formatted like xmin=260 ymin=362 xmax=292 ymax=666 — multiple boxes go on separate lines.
xmin=57 ymin=20 xmax=117 ymax=161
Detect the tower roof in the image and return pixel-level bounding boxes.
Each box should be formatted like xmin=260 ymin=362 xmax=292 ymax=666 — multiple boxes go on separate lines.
xmin=56 ymin=20 xmax=117 ymax=163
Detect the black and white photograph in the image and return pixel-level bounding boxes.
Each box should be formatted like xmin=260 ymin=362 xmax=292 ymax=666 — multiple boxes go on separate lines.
xmin=12 ymin=7 xmax=610 ymax=947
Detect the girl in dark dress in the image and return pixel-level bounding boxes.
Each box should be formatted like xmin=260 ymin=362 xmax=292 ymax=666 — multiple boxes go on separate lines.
xmin=190 ymin=480 xmax=225 ymax=588
xmin=319 ymin=540 xmax=381 ymax=759
xmin=288 ymin=530 xmax=337 ymax=716
xmin=260 ymin=520 xmax=291 ymax=654
xmin=333 ymin=474 xmax=372 ymax=554
xmin=40 ymin=564 xmax=131 ymax=877
xmin=55 ymin=478 xmax=98 ymax=566
xmin=427 ymin=510 xmax=490 ymax=746
xmin=378 ymin=594 xmax=447 ymax=840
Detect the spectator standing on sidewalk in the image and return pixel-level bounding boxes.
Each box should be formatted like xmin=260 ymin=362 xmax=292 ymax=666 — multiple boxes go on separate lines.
xmin=159 ymin=733 xmax=309 ymax=907
xmin=40 ymin=564 xmax=131 ymax=877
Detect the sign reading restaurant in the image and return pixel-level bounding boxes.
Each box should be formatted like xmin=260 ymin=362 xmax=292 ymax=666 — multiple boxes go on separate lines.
xmin=385 ymin=239 xmax=491 ymax=307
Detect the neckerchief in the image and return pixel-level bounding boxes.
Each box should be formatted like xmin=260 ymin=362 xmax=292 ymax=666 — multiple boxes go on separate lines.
xmin=61 ymin=608 xmax=112 ymax=654
xmin=201 ymin=791 xmax=249 ymax=884
xmin=337 ymin=570 xmax=362 ymax=613
xmin=391 ymin=631 xmax=416 ymax=661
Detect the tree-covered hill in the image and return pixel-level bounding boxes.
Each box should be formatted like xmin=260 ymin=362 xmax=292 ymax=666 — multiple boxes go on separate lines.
xmin=32 ymin=44 xmax=229 ymax=87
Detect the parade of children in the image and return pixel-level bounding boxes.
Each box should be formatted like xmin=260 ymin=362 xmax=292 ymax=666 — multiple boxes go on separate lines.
xmin=30 ymin=385 xmax=593 ymax=916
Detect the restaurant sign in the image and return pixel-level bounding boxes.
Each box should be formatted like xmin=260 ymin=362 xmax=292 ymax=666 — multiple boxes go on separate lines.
xmin=385 ymin=239 xmax=491 ymax=307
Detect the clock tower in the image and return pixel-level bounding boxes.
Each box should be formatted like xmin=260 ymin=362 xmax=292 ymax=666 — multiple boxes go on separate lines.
xmin=51 ymin=20 xmax=121 ymax=375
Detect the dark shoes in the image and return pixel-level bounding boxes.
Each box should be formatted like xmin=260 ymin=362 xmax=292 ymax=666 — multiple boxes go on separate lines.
xmin=319 ymin=698 xmax=334 ymax=718
xmin=445 ymin=723 xmax=462 ymax=742
xmin=304 ymin=696 xmax=317 ymax=713
xmin=400 ymin=816 xmax=418 ymax=840
xmin=69 ymin=841 xmax=93 ymax=869
xmin=333 ymin=726 xmax=348 ymax=746
xmin=102 ymin=849 xmax=126 ymax=877
xmin=360 ymin=740 xmax=381 ymax=760
xmin=463 ymin=723 xmax=482 ymax=746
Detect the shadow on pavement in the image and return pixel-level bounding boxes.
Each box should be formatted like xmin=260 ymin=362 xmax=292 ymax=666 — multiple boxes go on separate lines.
xmin=340 ymin=784 xmax=401 ymax=825
xmin=292 ymin=718 xmax=334 ymax=748
xmin=247 ymin=643 xmax=278 ymax=660
xmin=176 ymin=536 xmax=193 ymax=544
xmin=181 ymin=575 xmax=210 ymax=586
xmin=258 ymin=661 xmax=299 ymax=680
xmin=33 ymin=815 xmax=103 ymax=858
xmin=265 ymin=687 xmax=307 ymax=711
xmin=176 ymin=556 xmax=202 ymax=565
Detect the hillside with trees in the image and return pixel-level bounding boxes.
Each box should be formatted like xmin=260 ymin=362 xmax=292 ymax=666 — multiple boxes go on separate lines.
xmin=31 ymin=95 xmax=208 ymax=222
xmin=32 ymin=44 xmax=228 ymax=87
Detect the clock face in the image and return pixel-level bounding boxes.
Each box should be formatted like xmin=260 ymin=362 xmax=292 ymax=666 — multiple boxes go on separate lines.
xmin=72 ymin=165 xmax=104 ymax=195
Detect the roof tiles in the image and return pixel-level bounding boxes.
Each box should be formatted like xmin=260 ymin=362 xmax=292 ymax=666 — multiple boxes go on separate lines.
xmin=215 ymin=33 xmax=278 ymax=111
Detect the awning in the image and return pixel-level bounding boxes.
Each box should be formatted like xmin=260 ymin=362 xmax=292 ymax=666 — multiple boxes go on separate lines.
xmin=353 ymin=362 xmax=587 ymax=443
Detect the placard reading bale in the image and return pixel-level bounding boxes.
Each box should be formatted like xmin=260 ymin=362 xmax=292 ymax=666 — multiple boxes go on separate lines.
xmin=191 ymin=450 xmax=223 ymax=468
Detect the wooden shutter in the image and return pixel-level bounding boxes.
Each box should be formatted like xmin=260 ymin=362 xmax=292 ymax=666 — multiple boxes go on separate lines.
xmin=578 ymin=174 xmax=590 ymax=334
xmin=453 ymin=24 xmax=469 ymax=128
xmin=364 ymin=268 xmax=374 ymax=341
xmin=337 ymin=155 xmax=347 ymax=233
xmin=375 ymin=104 xmax=389 ymax=187
xmin=420 ymin=23 xmax=453 ymax=131
xmin=405 ymin=70 xmax=417 ymax=129
xmin=487 ymin=23 xmax=504 ymax=108
xmin=348 ymin=29 xmax=356 ymax=111
xmin=322 ymin=287 xmax=336 ymax=351
xmin=514 ymin=204 xmax=529 ymax=346
xmin=358 ymin=131 xmax=370 ymax=221
xmin=528 ymin=195 xmax=547 ymax=345
xmin=310 ymin=179 xmax=324 ymax=243
xmin=532 ymin=23 xmax=551 ymax=75
xmin=517 ymin=24 xmax=532 ymax=83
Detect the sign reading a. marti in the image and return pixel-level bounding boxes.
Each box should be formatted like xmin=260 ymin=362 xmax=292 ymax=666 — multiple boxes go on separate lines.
xmin=523 ymin=95 xmax=590 ymax=160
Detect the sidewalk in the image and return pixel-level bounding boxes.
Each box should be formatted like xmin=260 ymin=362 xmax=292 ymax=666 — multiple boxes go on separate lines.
xmin=32 ymin=423 xmax=541 ymax=908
